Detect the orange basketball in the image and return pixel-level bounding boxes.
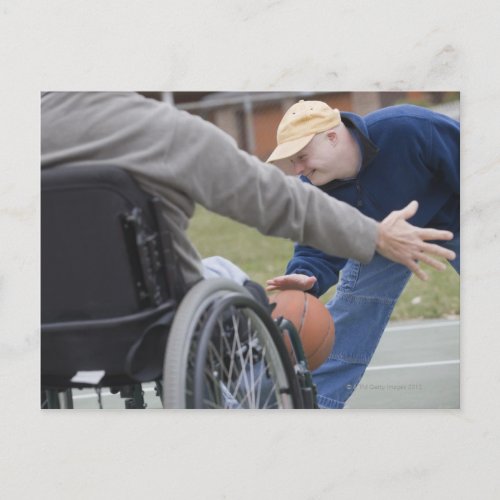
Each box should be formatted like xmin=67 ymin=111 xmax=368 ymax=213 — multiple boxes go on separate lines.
xmin=269 ymin=290 xmax=335 ymax=371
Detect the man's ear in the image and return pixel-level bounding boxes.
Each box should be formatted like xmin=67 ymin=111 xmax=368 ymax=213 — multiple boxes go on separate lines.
xmin=326 ymin=130 xmax=338 ymax=146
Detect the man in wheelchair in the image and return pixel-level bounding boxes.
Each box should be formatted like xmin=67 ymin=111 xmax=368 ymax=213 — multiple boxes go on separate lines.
xmin=41 ymin=92 xmax=456 ymax=409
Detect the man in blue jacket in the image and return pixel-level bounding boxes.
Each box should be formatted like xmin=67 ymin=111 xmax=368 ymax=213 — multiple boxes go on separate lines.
xmin=266 ymin=99 xmax=460 ymax=409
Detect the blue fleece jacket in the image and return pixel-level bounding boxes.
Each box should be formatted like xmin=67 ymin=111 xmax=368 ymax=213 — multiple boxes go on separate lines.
xmin=285 ymin=104 xmax=460 ymax=297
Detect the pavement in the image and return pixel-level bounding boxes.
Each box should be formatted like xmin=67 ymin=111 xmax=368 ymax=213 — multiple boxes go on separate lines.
xmin=345 ymin=318 xmax=459 ymax=409
xmin=69 ymin=318 xmax=459 ymax=410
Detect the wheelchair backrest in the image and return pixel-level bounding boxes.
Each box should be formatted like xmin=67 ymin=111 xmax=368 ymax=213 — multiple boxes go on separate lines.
xmin=41 ymin=164 xmax=176 ymax=324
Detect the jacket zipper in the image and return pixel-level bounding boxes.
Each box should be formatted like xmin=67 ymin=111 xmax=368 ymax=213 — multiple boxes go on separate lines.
xmin=356 ymin=180 xmax=363 ymax=208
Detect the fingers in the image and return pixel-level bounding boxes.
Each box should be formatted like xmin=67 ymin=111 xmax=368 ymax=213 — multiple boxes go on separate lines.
xmin=404 ymin=258 xmax=429 ymax=281
xmin=415 ymin=251 xmax=447 ymax=271
xmin=381 ymin=200 xmax=419 ymax=227
xmin=419 ymin=242 xmax=456 ymax=261
xmin=418 ymin=228 xmax=454 ymax=242
xmin=413 ymin=266 xmax=429 ymax=281
xmin=265 ymin=276 xmax=291 ymax=290
xmin=265 ymin=275 xmax=286 ymax=287
xmin=405 ymin=245 xmax=454 ymax=281
xmin=377 ymin=200 xmax=456 ymax=281
xmin=265 ymin=276 xmax=289 ymax=292
xmin=400 ymin=200 xmax=419 ymax=220
xmin=265 ymin=274 xmax=317 ymax=292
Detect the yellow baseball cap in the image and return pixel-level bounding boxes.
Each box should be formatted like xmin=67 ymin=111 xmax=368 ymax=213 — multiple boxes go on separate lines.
xmin=267 ymin=100 xmax=341 ymax=163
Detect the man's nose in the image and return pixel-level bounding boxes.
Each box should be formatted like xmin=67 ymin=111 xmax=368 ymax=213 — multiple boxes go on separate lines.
xmin=293 ymin=161 xmax=305 ymax=175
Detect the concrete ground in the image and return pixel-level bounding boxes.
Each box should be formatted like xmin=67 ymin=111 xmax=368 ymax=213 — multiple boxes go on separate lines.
xmin=69 ymin=318 xmax=459 ymax=410
xmin=345 ymin=319 xmax=459 ymax=409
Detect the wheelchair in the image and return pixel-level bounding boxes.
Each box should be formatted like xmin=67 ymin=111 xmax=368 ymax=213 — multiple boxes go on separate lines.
xmin=41 ymin=165 xmax=317 ymax=409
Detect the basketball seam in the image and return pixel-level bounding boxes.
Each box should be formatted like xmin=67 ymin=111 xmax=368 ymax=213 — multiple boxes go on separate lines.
xmin=298 ymin=292 xmax=307 ymax=334
xmin=306 ymin=315 xmax=333 ymax=359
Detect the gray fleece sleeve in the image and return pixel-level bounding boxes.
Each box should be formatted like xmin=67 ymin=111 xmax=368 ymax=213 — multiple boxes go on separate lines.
xmin=41 ymin=92 xmax=378 ymax=266
xmin=155 ymin=107 xmax=378 ymax=264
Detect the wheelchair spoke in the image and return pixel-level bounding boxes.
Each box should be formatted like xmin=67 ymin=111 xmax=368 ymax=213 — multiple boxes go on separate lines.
xmin=230 ymin=313 xmax=252 ymax=403
xmin=225 ymin=313 xmax=276 ymax=408
xmin=165 ymin=280 xmax=302 ymax=409
xmin=254 ymin=350 xmax=268 ymax=408
xmin=195 ymin=308 xmax=282 ymax=409
xmin=206 ymin=344 xmax=233 ymax=408
xmin=261 ymin=386 xmax=279 ymax=409
xmin=246 ymin=319 xmax=257 ymax=408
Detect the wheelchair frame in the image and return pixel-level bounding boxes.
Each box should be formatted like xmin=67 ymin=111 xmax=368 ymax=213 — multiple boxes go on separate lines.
xmin=41 ymin=165 xmax=318 ymax=409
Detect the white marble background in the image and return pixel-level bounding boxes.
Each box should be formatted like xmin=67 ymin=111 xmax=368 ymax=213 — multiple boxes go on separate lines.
xmin=1 ymin=1 xmax=499 ymax=498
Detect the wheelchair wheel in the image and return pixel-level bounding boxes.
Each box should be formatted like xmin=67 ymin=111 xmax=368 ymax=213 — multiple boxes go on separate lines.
xmin=163 ymin=278 xmax=303 ymax=409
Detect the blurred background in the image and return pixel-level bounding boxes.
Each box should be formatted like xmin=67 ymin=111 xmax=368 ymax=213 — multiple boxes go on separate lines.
xmin=141 ymin=91 xmax=459 ymax=162
xmin=139 ymin=91 xmax=460 ymax=321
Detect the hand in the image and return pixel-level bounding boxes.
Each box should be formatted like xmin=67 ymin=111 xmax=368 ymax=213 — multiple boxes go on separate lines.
xmin=376 ymin=200 xmax=456 ymax=281
xmin=265 ymin=273 xmax=317 ymax=292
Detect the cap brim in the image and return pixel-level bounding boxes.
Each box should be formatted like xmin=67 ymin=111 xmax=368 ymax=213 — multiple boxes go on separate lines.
xmin=266 ymin=134 xmax=315 ymax=163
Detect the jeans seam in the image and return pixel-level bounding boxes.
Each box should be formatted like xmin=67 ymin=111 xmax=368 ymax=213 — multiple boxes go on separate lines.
xmin=316 ymin=394 xmax=345 ymax=409
xmin=331 ymin=353 xmax=371 ymax=364
xmin=337 ymin=260 xmax=360 ymax=293
xmin=335 ymin=290 xmax=398 ymax=305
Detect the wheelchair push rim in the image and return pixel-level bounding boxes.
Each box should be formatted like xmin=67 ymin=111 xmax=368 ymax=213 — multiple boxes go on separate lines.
xmin=162 ymin=278 xmax=303 ymax=409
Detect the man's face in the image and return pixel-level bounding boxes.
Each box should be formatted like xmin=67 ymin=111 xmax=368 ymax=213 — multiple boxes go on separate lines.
xmin=276 ymin=131 xmax=347 ymax=186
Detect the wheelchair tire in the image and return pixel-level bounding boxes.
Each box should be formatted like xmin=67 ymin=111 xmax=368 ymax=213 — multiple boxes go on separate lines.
xmin=162 ymin=278 xmax=303 ymax=409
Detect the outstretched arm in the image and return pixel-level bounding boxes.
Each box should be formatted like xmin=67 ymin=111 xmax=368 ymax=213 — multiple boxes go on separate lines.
xmin=267 ymin=200 xmax=456 ymax=292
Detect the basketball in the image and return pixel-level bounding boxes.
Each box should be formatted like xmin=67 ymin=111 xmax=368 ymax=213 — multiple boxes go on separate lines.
xmin=269 ymin=290 xmax=335 ymax=371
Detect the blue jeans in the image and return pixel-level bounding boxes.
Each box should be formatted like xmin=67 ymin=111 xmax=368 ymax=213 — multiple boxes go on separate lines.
xmin=313 ymin=234 xmax=460 ymax=409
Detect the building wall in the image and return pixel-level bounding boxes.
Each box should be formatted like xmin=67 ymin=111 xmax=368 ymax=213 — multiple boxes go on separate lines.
xmin=174 ymin=91 xmax=458 ymax=160
xmin=251 ymin=92 xmax=355 ymax=160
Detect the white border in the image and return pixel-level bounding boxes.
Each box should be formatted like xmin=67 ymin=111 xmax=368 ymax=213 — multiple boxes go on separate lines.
xmin=1 ymin=1 xmax=499 ymax=497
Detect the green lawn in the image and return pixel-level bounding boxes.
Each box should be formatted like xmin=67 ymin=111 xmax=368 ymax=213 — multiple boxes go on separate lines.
xmin=187 ymin=205 xmax=459 ymax=321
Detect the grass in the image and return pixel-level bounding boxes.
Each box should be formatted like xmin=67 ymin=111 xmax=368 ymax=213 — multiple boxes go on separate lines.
xmin=187 ymin=205 xmax=459 ymax=321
